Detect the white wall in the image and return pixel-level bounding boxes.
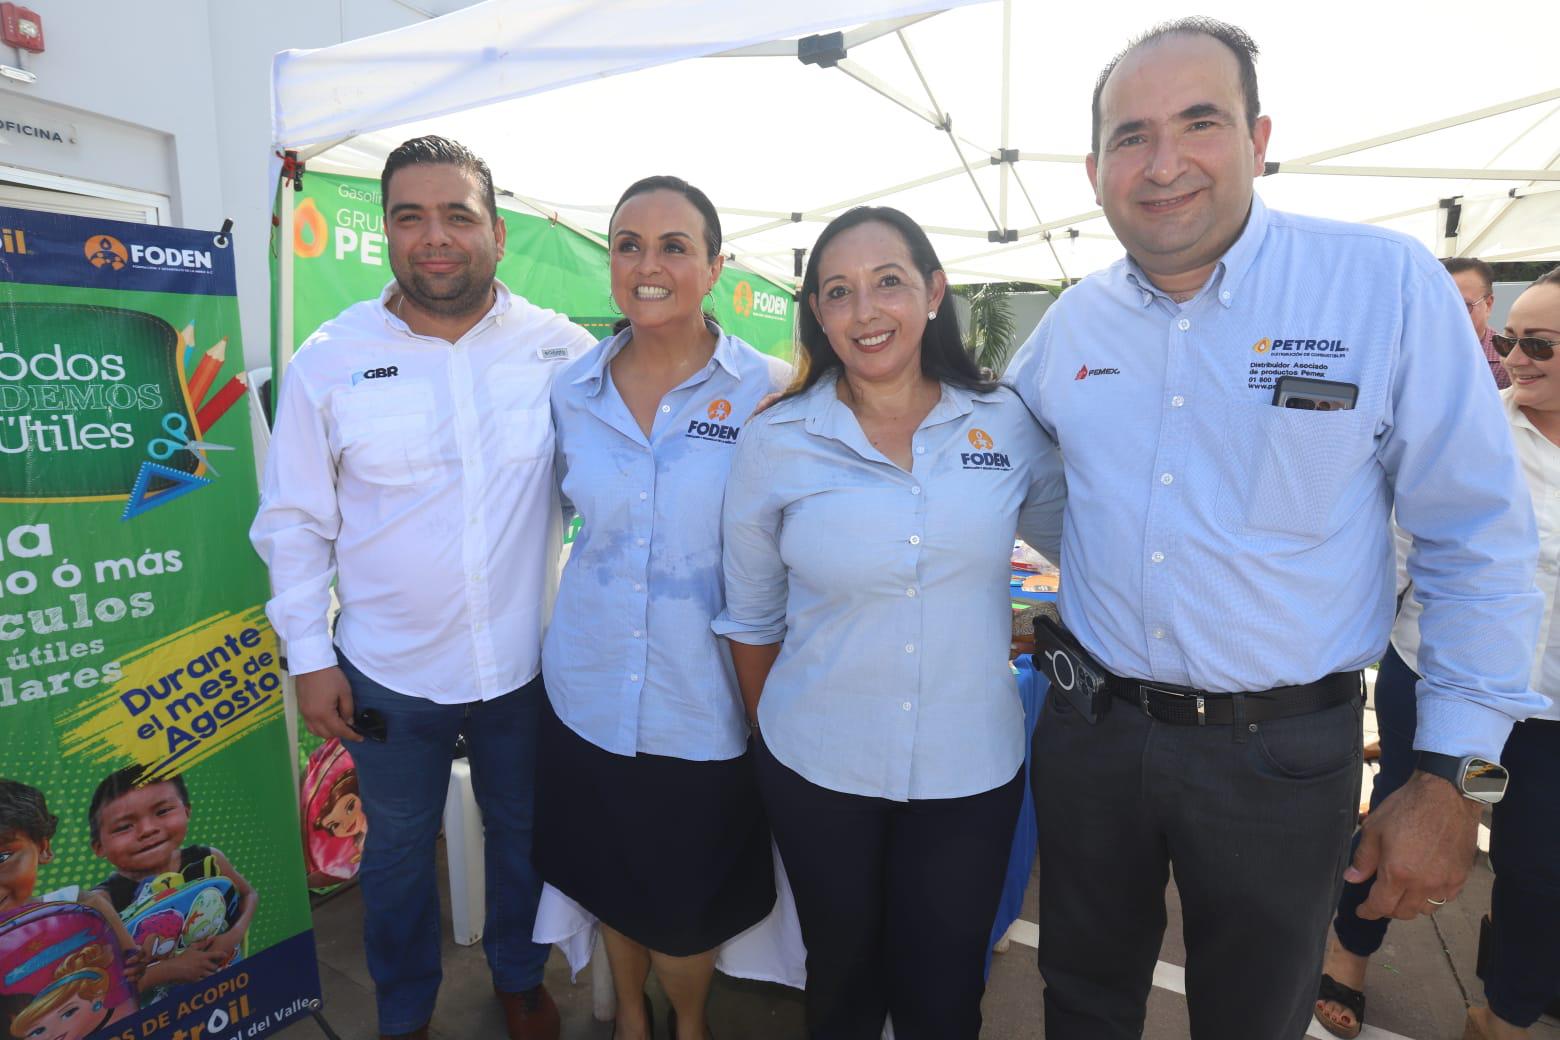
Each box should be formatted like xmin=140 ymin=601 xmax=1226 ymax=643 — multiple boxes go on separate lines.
xmin=0 ymin=0 xmax=481 ymax=368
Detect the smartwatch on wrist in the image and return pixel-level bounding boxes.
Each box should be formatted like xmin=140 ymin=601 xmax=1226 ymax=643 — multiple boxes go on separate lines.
xmin=1415 ymin=751 xmax=1508 ymax=805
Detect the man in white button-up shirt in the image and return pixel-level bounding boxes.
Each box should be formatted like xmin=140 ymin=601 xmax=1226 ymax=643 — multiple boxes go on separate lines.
xmin=251 ymin=137 xmax=592 ymax=1040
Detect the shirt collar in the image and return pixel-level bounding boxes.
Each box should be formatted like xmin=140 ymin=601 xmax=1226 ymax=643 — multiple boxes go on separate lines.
xmin=798 ymin=372 xmax=1002 ymax=439
xmin=1505 ymin=386 xmax=1534 ymax=432
xmin=378 ymin=279 xmax=513 ymax=333
xmin=572 ymin=320 xmax=739 ymax=399
xmin=1120 ymin=192 xmax=1270 ymax=311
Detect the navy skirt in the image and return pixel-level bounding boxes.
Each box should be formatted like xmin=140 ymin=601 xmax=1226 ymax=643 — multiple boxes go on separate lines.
xmin=533 ymin=698 xmax=776 ymax=955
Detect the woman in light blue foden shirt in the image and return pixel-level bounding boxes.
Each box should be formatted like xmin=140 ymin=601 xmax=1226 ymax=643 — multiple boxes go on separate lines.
xmin=533 ymin=175 xmax=788 ymax=1040
xmin=715 ymin=206 xmax=1066 ymax=1039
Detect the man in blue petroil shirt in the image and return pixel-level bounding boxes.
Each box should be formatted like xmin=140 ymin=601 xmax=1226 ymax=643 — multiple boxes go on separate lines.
xmin=1004 ymin=18 xmax=1544 ymax=1040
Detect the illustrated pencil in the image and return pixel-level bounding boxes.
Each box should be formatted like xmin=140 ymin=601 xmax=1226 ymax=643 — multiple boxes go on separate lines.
xmin=187 ymin=337 xmax=227 ymax=405
xmin=196 ymin=371 xmax=248 ymax=431
xmin=180 ymin=323 xmax=195 ymax=373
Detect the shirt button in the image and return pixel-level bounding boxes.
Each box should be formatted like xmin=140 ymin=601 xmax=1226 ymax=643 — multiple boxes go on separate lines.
xmin=636 ymin=537 xmax=646 ymax=547
xmin=1150 ymin=552 xmax=1165 ymax=563
xmin=915 ymin=445 xmax=925 ymax=454
xmin=1152 ymin=628 xmax=1166 ymax=640
xmin=1220 ymin=290 xmax=1231 ymax=301
xmin=1171 ymin=395 xmax=1185 ymax=407
xmin=639 ymin=491 xmax=648 ymax=501
xmin=906 ymin=588 xmax=918 ymax=598
xmin=632 ymin=629 xmax=643 ymax=638
xmin=909 ymin=535 xmax=921 ymax=545
xmin=1160 ymin=473 xmax=1174 ymax=485
xmin=905 ymin=643 xmax=915 ymax=653
xmin=910 ymin=486 xmax=922 ymax=496
xmin=630 ymin=673 xmax=640 ymax=682
xmin=468 ymin=514 xmax=477 ymax=525
xmin=633 ymin=582 xmax=643 ymax=592
xmin=902 ymin=702 xmax=912 ymax=711
xmin=1177 ymin=318 xmax=1191 ymax=331
xmin=660 ymin=404 xmax=671 ymax=413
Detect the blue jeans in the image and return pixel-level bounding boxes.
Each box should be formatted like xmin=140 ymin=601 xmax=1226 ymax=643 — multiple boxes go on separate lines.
xmin=1333 ymin=644 xmax=1418 ymax=957
xmin=339 ymin=653 xmax=550 ymax=1034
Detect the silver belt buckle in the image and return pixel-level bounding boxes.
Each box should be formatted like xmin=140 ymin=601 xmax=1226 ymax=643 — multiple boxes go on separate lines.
xmin=1141 ymin=684 xmax=1207 ymax=725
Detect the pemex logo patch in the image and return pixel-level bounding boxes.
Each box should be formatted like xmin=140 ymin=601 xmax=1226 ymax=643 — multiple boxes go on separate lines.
xmin=1253 ymin=337 xmax=1272 ymax=353
xmin=687 ymin=398 xmax=739 ymax=444
xmin=1074 ymin=363 xmax=1121 ymax=380
xmin=85 ymin=235 xmax=128 ymax=271
xmin=961 ymin=428 xmax=1011 ymax=470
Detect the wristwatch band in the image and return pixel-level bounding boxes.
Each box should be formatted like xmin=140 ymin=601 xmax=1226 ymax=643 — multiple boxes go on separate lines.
xmin=1416 ymin=751 xmax=1508 ymax=804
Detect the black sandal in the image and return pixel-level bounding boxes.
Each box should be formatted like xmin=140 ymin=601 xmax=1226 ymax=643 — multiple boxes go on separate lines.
xmin=1316 ymin=972 xmax=1366 ymax=1039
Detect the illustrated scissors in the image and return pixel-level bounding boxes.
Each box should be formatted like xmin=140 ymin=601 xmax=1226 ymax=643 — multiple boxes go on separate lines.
xmin=148 ymin=412 xmax=234 ymax=476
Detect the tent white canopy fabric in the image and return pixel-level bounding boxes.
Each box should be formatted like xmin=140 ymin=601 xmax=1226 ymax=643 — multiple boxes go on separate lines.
xmin=272 ymin=0 xmax=1560 ymax=297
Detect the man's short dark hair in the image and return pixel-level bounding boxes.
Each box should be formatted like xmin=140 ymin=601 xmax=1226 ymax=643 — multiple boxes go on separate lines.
xmin=88 ymin=765 xmax=189 ymax=845
xmin=0 ymin=779 xmax=56 ymax=845
xmin=1091 ymin=17 xmax=1261 ymax=154
xmin=380 ymin=135 xmax=498 ymax=224
xmin=1442 ymin=257 xmax=1495 ymax=296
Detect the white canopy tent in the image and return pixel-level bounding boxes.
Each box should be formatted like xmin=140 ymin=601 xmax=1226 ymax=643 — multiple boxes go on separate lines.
xmin=272 ymin=0 xmax=1560 ymax=367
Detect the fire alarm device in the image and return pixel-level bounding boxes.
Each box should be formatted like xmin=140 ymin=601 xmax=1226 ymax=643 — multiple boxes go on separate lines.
xmin=1 ymin=5 xmax=44 ymax=53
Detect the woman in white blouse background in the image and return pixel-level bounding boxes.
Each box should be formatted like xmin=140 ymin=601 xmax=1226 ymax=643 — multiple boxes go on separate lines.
xmin=534 ymin=176 xmax=787 ymax=1040
xmin=715 ymin=206 xmax=1066 ymax=1039
xmin=1460 ymin=268 xmax=1560 ymax=1040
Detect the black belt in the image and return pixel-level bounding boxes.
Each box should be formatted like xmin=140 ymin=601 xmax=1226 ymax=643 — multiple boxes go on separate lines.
xmin=1110 ymin=671 xmax=1362 ymax=726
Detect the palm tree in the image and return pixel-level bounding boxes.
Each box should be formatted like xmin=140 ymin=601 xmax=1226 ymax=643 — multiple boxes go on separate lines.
xmin=953 ymin=283 xmax=1019 ymax=375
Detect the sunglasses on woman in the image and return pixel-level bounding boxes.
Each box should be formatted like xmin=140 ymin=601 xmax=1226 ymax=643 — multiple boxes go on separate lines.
xmin=1492 ymin=334 xmax=1560 ymax=362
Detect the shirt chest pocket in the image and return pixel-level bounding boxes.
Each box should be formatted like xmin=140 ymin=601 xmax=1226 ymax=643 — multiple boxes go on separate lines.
xmin=334 ymin=383 xmax=438 ymax=486
xmin=488 ymin=367 xmax=553 ymax=466
xmin=1215 ymin=401 xmax=1375 ymax=540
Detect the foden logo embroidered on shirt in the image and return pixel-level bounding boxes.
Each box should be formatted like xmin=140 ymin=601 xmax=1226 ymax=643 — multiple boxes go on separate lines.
xmin=961 ymin=429 xmax=1012 ymax=470
xmin=350 ymin=366 xmax=400 ymax=386
xmin=687 ymin=408 xmax=740 ymax=443
xmin=1074 ymin=364 xmax=1121 ymax=380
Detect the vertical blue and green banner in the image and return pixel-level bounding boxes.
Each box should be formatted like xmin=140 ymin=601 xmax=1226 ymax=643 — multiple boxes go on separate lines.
xmin=0 ymin=207 xmax=319 ymax=1040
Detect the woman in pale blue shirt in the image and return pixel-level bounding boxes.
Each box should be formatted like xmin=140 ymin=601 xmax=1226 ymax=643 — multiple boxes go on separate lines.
xmin=714 ymin=206 xmax=1066 ymax=1039
xmin=534 ymin=176 xmax=786 ymax=1040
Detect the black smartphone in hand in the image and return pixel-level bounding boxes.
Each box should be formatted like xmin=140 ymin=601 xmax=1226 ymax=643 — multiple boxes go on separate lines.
xmin=350 ymin=707 xmax=388 ymax=742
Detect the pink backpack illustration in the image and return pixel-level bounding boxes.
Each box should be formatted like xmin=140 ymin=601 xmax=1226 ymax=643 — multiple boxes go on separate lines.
xmin=0 ymin=901 xmax=137 ymax=1039
xmin=301 ymin=739 xmax=367 ymax=888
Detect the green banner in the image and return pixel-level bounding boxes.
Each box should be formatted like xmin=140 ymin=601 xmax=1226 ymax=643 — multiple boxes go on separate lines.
xmin=276 ymin=170 xmax=796 ymax=361
xmin=1 ymin=207 xmax=319 ymax=1040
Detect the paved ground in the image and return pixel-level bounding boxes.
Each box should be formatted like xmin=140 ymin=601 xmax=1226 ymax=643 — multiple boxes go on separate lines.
xmin=305 ymin=845 xmax=1557 ymax=1040
xmin=303 ymin=676 xmax=1559 ymax=1040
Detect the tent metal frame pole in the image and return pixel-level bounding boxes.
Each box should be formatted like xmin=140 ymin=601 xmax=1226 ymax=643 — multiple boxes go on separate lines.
xmin=1284 ymin=88 xmax=1560 ymax=166
xmin=1272 ymin=163 xmax=1560 ymax=181
xmin=1456 ymin=112 xmax=1560 ymax=258
xmin=276 ymin=175 xmax=297 ymax=384
xmin=997 ymin=0 xmax=1012 ymax=234
xmin=726 ymin=165 xmax=969 ymax=241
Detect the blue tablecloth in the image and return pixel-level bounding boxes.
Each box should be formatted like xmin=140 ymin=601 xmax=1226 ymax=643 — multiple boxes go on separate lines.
xmin=987 ymin=654 xmax=1048 ymax=976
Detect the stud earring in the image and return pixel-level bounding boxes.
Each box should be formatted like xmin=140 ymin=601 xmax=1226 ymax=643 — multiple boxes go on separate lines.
xmin=928 ymin=311 xmax=937 ymax=320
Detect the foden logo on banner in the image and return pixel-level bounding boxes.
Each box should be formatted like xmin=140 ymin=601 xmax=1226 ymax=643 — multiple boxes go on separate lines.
xmin=0 ymin=304 xmax=192 ymax=502
xmin=85 ymin=235 xmax=128 ymax=271
xmin=732 ymin=281 xmax=754 ymax=317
